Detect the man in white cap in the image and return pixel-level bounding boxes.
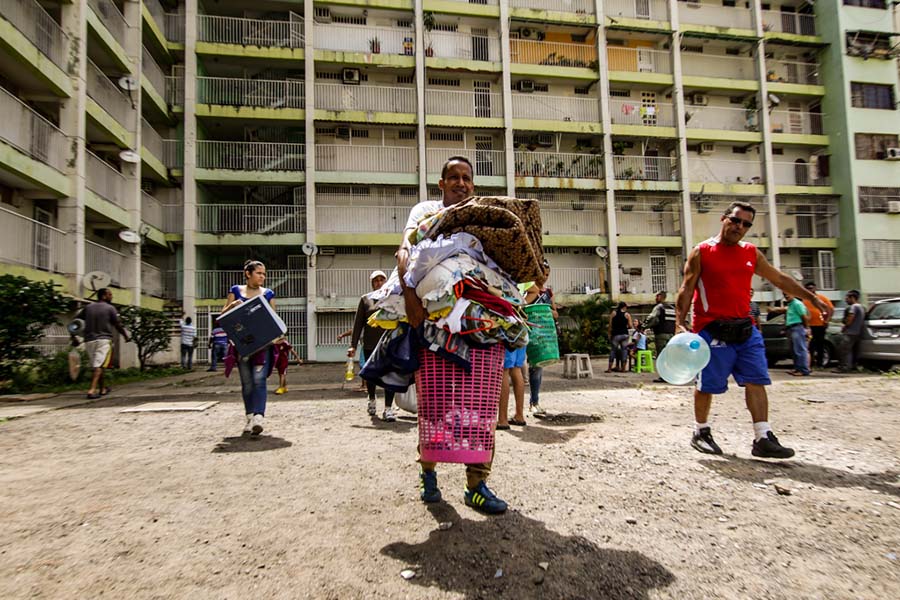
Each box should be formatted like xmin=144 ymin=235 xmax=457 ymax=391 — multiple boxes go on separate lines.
xmin=347 ymin=270 xmax=396 ymax=420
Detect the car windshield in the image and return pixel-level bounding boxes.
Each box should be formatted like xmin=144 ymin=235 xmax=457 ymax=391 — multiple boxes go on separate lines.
xmin=868 ymin=301 xmax=900 ymax=320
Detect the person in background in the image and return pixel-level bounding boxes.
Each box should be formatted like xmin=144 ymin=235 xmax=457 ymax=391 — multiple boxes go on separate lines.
xmin=803 ymin=281 xmax=834 ymax=369
xmin=179 ymin=314 xmax=196 ymax=370
xmin=274 ymin=337 xmax=304 ymax=394
xmin=835 ymin=289 xmax=865 ymax=373
xmin=77 ymin=288 xmax=129 ymax=399
xmin=628 ymin=323 xmax=648 ymax=371
xmin=644 ymin=291 xmax=676 ymax=382
xmin=748 ymin=290 xmax=762 ymax=331
xmin=784 ymin=293 xmax=810 ymax=376
xmin=523 ymin=268 xmax=558 ymax=416
xmin=207 ymin=320 xmax=229 ymax=372
xmin=497 ymin=345 xmax=527 ymax=430
xmin=348 ymin=270 xmax=396 ymax=421
xmin=606 ymin=302 xmax=633 ymax=373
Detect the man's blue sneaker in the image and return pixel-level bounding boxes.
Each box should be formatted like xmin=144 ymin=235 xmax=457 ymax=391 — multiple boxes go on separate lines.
xmin=419 ymin=470 xmax=442 ymax=503
xmin=464 ymin=481 xmax=508 ymax=515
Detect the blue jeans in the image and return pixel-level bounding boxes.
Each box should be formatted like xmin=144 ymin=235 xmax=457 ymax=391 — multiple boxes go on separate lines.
xmin=528 ymin=365 xmax=543 ymax=406
xmin=789 ymin=325 xmax=810 ymax=375
xmin=237 ymin=350 xmax=271 ymax=416
xmin=180 ymin=344 xmax=193 ymax=369
xmin=210 ymin=344 xmax=227 ymax=370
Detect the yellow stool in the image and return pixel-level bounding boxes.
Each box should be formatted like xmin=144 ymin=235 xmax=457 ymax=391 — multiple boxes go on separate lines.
xmin=634 ymin=350 xmax=654 ymax=373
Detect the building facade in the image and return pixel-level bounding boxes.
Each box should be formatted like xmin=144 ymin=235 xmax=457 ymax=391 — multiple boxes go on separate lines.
xmin=1 ymin=0 xmax=898 ymax=363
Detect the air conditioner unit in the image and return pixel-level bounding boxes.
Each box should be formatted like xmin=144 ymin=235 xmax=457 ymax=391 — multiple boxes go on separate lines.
xmin=336 ymin=126 xmax=351 ymax=139
xmin=885 ymin=147 xmax=900 ymax=160
xmin=519 ymin=28 xmax=537 ymax=40
xmin=313 ymin=8 xmax=332 ymax=23
xmin=699 ymin=142 xmax=716 ymax=155
xmin=536 ymin=133 xmax=553 ymax=147
xmin=517 ymin=79 xmax=535 ymax=93
xmin=691 ymin=94 xmax=709 ymax=106
xmin=888 ymin=201 xmax=900 ymax=214
xmin=341 ymin=68 xmax=361 ymax=85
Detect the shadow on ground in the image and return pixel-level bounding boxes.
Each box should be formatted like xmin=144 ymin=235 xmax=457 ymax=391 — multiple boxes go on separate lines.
xmin=212 ymin=436 xmax=293 ymax=453
xmin=504 ymin=426 xmax=585 ymax=445
xmin=533 ymin=412 xmax=604 ymax=427
xmin=700 ymin=456 xmax=900 ymax=497
xmin=382 ymin=504 xmax=675 ymax=599
xmin=350 ymin=416 xmax=417 ymax=433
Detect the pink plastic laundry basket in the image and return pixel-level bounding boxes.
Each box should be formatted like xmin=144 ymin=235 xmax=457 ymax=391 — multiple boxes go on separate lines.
xmin=416 ymin=344 xmax=504 ymax=464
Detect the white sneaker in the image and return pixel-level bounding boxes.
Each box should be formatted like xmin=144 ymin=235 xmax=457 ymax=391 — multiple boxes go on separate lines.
xmin=367 ymin=399 xmax=377 ymax=416
xmin=532 ymin=404 xmax=547 ymax=416
xmin=251 ymin=414 xmax=264 ymax=436
xmin=383 ymin=407 xmax=396 ymax=422
xmin=242 ymin=414 xmax=253 ymax=436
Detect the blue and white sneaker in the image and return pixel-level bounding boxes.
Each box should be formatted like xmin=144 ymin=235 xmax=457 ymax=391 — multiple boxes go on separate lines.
xmin=464 ymin=481 xmax=508 ymax=515
xmin=419 ymin=470 xmax=442 ymax=503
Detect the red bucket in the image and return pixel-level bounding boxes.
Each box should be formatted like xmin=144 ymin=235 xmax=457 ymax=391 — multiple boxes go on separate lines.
xmin=416 ymin=344 xmax=504 ymax=464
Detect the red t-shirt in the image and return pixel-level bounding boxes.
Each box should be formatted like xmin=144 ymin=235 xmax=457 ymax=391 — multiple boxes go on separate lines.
xmin=691 ymin=237 xmax=757 ymax=333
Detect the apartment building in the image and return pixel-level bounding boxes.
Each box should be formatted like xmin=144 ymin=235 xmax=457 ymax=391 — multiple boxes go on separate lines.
xmin=1 ymin=0 xmax=898 ymax=364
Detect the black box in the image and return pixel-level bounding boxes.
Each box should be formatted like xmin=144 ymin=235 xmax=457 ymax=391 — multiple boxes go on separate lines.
xmin=216 ymin=295 xmax=287 ymax=358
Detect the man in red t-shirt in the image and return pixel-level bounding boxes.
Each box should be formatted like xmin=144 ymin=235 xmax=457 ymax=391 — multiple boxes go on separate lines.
xmin=675 ymin=201 xmax=827 ymax=459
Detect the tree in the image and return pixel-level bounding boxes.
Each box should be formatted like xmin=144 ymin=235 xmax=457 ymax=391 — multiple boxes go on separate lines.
xmin=0 ymin=275 xmax=72 ymax=380
xmin=558 ymin=295 xmax=615 ymax=356
xmin=119 ymin=306 xmax=172 ymax=371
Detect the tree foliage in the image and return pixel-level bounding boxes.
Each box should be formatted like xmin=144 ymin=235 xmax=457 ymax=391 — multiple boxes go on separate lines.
xmin=558 ymin=295 xmax=616 ymax=356
xmin=119 ymin=306 xmax=172 ymax=371
xmin=0 ymin=275 xmax=72 ymax=379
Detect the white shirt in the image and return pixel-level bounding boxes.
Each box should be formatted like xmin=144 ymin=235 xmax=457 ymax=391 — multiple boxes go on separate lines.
xmin=404 ymin=200 xmax=446 ymax=231
xmin=180 ymin=320 xmax=196 ymax=346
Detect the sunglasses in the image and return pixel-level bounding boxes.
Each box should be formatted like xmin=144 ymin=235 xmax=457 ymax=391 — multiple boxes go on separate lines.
xmin=727 ymin=215 xmax=754 ymax=229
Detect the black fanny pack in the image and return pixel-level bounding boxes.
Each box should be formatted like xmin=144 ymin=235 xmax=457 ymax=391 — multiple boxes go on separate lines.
xmin=706 ymin=318 xmax=754 ymax=344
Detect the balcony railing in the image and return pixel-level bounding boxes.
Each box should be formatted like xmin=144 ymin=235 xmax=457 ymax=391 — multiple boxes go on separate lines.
xmin=164 ymin=12 xmax=184 ymax=43
xmin=0 ymin=206 xmax=68 ymax=274
xmin=317 ymin=202 xmax=414 ymax=234
xmin=540 ymin=202 xmax=607 ymax=236
xmin=511 ymin=39 xmax=596 ymax=68
xmin=141 ymin=191 xmax=163 ymax=230
xmin=769 ymin=109 xmax=824 ymax=135
xmin=197 ymin=140 xmax=306 ymax=171
xmin=0 ymin=86 xmax=68 ymax=172
xmin=606 ymin=0 xmax=669 ymax=21
xmin=86 ymin=240 xmax=133 ymax=288
xmin=511 ymin=93 xmax=598 ymax=122
xmin=509 ymin=0 xmax=594 ymax=13
xmin=86 ymin=151 xmax=128 ymax=208
xmin=196 ymin=269 xmax=306 ymax=299
xmin=800 ymin=266 xmax=836 ymax=290
xmin=316 ymin=23 xmax=410 ymax=55
xmin=317 ymin=268 xmax=373 ymax=299
xmin=1 ymin=0 xmax=69 ymax=70
xmin=198 ymin=76 xmax=305 ymax=109
xmin=688 ymin=157 xmax=763 ymax=184
xmin=144 ymin=0 xmax=165 ymax=29
xmin=766 ymin=59 xmax=820 ymax=85
xmin=165 ymin=75 xmax=184 ymax=106
xmin=162 ymin=139 xmax=183 ymax=169
xmin=141 ymin=117 xmax=164 ymax=160
xmin=141 ymin=261 xmax=163 ymax=297
xmin=197 ymin=204 xmax=306 ymax=234
xmin=316 ymin=145 xmax=417 ymax=174
xmin=317 ymin=83 xmax=413 ymax=114
xmin=607 ymin=47 xmax=671 ymax=74
xmin=198 ymin=13 xmax=304 ymax=48
xmin=430 ymin=30 xmax=501 ymax=62
xmin=163 ymin=203 xmax=183 ymax=233
xmin=771 ymin=161 xmax=829 ymax=187
xmin=619 ymin=265 xmax=681 ymax=296
xmin=88 ymin=0 xmax=129 ymax=41
xmin=515 ymin=151 xmax=603 ymax=179
xmin=778 ymin=206 xmax=838 ymax=238
xmin=141 ymin=45 xmax=166 ymax=96
xmin=609 ymin=98 xmax=674 ymax=127
xmin=761 ymin=10 xmax=816 ymax=36
xmin=87 ymin=60 xmax=134 ymax=129
xmin=548 ymin=267 xmax=600 ymax=294
xmin=428 ymin=148 xmax=507 ymax=177
xmin=612 ymin=155 xmax=677 ymax=181
xmin=686 ymin=105 xmax=758 ymax=132
xmin=678 ymin=2 xmax=753 ymax=29
xmin=680 ymin=53 xmax=756 ymax=80
xmin=616 ymin=203 xmax=682 ymax=236
xmin=426 ymin=89 xmax=503 ymax=118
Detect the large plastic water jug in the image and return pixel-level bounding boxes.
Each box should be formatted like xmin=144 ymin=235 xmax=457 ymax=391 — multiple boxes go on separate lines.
xmin=656 ymin=333 xmax=711 ymax=385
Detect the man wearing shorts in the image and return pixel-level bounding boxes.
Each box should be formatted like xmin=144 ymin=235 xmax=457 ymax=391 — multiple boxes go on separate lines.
xmin=497 ymin=346 xmax=526 ymax=429
xmin=675 ymin=202 xmax=826 ymax=459
xmin=81 ymin=288 xmax=129 ymax=399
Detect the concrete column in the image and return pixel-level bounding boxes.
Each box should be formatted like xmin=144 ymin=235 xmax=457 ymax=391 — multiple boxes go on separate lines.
xmin=595 ymin=1 xmax=620 ymax=299
xmin=58 ymin=3 xmax=88 ymax=298
xmin=124 ymin=0 xmax=142 ymax=307
xmin=181 ymin=1 xmax=198 ymax=316
xmin=304 ymin=0 xmax=318 ymax=361
xmin=415 ymin=1 xmax=427 ymax=200
xmin=498 ymin=0 xmax=515 ymax=197
xmin=667 ymin=0 xmax=694 ymax=259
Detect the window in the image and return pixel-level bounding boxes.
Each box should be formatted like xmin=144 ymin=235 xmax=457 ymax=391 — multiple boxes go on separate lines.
xmin=851 ymin=83 xmax=895 ymax=109
xmin=332 ymin=15 xmax=366 ymax=25
xmin=396 ymin=75 xmax=415 ymax=85
xmin=610 ymin=89 xmax=630 ymax=98
xmin=574 ymin=86 xmax=591 ymax=95
xmin=844 ymin=0 xmax=887 ymax=8
xmin=533 ymin=83 xmax=549 ymax=93
xmin=429 ymin=131 xmax=464 ymax=142
xmin=846 ymin=31 xmax=894 ymax=58
xmin=396 ymin=20 xmax=413 ymax=28
xmin=350 ymin=129 xmax=369 ymax=138
xmin=397 ymin=130 xmax=416 ymax=140
xmin=855 ymin=133 xmax=899 ymax=159
xmin=432 ymin=23 xmax=458 ymax=32
xmin=428 ymin=78 xmax=460 ymax=87
xmin=864 ymin=240 xmax=900 ymax=267
xmin=859 ymin=187 xmax=900 ymax=212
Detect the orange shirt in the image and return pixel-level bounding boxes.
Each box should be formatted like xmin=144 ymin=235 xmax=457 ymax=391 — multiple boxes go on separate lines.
xmin=803 ymin=293 xmax=833 ymax=327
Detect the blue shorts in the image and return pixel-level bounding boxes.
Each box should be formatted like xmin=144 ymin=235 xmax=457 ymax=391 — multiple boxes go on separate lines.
xmin=696 ymin=326 xmax=771 ymax=394
xmin=504 ymin=347 xmax=526 ymax=369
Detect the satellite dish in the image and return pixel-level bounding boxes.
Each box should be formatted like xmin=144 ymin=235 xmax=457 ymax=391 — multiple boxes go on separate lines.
xmin=301 ymin=242 xmax=318 ymax=256
xmin=118 ymin=229 xmax=141 ymax=244
xmin=595 ymin=246 xmax=609 ymax=259
xmin=118 ymin=76 xmax=139 ymax=91
xmin=790 ymin=269 xmax=804 ymax=281
xmin=767 ymin=93 xmax=781 ymax=106
xmin=67 ymin=318 xmax=85 ymax=336
xmin=83 ymin=271 xmax=111 ymax=291
xmin=119 ymin=149 xmax=140 ymax=163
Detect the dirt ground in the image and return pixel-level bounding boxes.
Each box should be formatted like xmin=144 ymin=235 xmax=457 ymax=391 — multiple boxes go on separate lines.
xmin=0 ymin=362 xmax=898 ymax=599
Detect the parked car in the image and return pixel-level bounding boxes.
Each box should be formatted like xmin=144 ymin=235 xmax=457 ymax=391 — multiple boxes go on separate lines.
xmin=859 ymin=298 xmax=900 ymax=366
xmin=760 ymin=311 xmax=842 ymax=367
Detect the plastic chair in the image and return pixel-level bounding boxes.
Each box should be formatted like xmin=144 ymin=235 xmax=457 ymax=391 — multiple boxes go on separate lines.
xmin=634 ymin=350 xmax=654 ymax=373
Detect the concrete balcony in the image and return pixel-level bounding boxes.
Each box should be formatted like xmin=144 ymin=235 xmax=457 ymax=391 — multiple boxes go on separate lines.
xmin=618 ymin=263 xmax=681 ymax=297
xmin=86 ymin=240 xmax=134 ymax=289
xmin=430 ymin=30 xmax=501 ymax=64
xmin=547 ymin=267 xmax=601 ymax=295
xmin=141 ymin=191 xmax=163 ymax=231
xmin=609 ymin=98 xmax=675 ymax=128
xmin=427 ymin=148 xmax=507 ymax=178
xmin=612 ymin=155 xmax=677 ymax=182
xmin=615 ymin=198 xmax=682 ymax=238
xmin=197 ymin=140 xmax=306 ymax=173
xmin=605 ymin=0 xmax=670 ymax=22
xmin=162 ymin=139 xmax=183 ymax=170
xmin=427 ymin=89 xmax=503 ymax=121
xmin=140 ymin=261 xmax=164 ymax=298
xmin=769 ymin=109 xmax=824 ymax=137
xmin=766 ymin=59 xmax=820 ymax=86
xmin=511 ymin=94 xmax=599 ymax=126
xmin=772 ymin=161 xmax=830 ymax=188
xmin=1 ymin=0 xmax=69 ymax=73
xmin=0 ymin=206 xmax=69 ymax=275
xmin=799 ymin=266 xmax=836 ymax=290
xmin=607 ymin=47 xmax=672 ymax=75
xmin=316 ymin=23 xmax=411 ymax=58
xmin=688 ymin=157 xmax=763 ymax=187
xmin=87 ymin=60 xmax=135 ymax=143
xmin=196 ymin=203 xmax=306 ymax=235
xmin=196 ymin=269 xmax=306 ymax=299
xmin=86 ymin=151 xmax=128 ymax=210
xmin=511 ymin=39 xmax=596 ymax=70
xmin=166 ymin=75 xmax=184 ymax=107
xmin=539 ymin=200 xmax=607 ymax=237
xmin=686 ymin=105 xmax=759 ymax=133
xmin=777 ymin=201 xmax=839 ymax=241
xmin=198 ymin=13 xmax=304 ymax=49
xmin=317 ymin=204 xmax=411 ymax=236
xmin=509 ymin=0 xmax=595 ymax=16
xmin=141 ymin=118 xmax=166 ymax=179
xmin=0 ymin=86 xmax=69 ymax=194
xmin=141 ymin=46 xmax=167 ymax=98
xmin=89 ymin=0 xmax=128 ymax=41
xmin=761 ymin=10 xmax=816 ymax=37
xmin=198 ymin=76 xmax=305 ymax=115
xmin=317 ymin=268 xmax=371 ymax=300
xmin=317 ymin=145 xmax=417 ymax=183
xmin=162 ymin=201 xmax=183 ymax=234
xmin=678 ymin=2 xmax=753 ymax=31
xmin=164 ymin=13 xmax=184 ymax=44
xmin=515 ymin=150 xmax=603 ymax=179
xmin=317 ymin=83 xmax=414 ymax=118
xmin=680 ymin=53 xmax=756 ymax=83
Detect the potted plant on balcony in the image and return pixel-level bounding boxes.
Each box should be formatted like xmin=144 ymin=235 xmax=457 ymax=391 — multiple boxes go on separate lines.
xmin=423 ymin=11 xmax=435 ymax=57
xmin=369 ymin=37 xmax=381 ymax=54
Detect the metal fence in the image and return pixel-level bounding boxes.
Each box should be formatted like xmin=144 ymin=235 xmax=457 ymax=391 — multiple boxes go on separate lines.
xmin=511 ymin=93 xmax=598 ymax=122
xmin=430 ymin=29 xmax=501 ymax=62
xmin=141 ymin=191 xmax=163 ymax=230
xmin=0 ymin=0 xmax=68 ymax=70
xmin=0 ymin=206 xmax=69 ymax=274
xmin=509 ymin=0 xmax=594 ymax=13
xmin=0 ymin=86 xmax=68 ymax=172
xmin=88 ymin=0 xmax=129 ymax=40
xmin=316 ymin=23 xmax=411 ymax=55
xmin=612 ymin=155 xmax=677 ymax=181
xmin=317 ymin=268 xmax=371 ymax=299
xmin=198 ymin=13 xmax=304 ymax=47
xmin=198 ymin=76 xmax=305 ymax=109
xmin=426 ymin=89 xmax=503 ymax=118
xmin=514 ymin=151 xmax=603 ymax=179
xmin=547 ymin=267 xmax=601 ymax=295
xmin=196 ymin=269 xmax=307 ymax=299
xmin=615 ymin=204 xmax=682 ymax=236
xmin=677 ymin=2 xmax=752 ymax=29
xmin=605 ymin=0 xmax=669 ymax=21
xmin=164 ymin=12 xmax=184 ymax=43
xmin=317 ymin=83 xmax=413 ymax=114
xmin=686 ymin=105 xmax=757 ymax=131
xmin=162 ymin=203 xmax=183 ymax=233
xmin=771 ymin=161 xmax=829 ymax=187
xmin=196 ymin=204 xmax=306 ymax=234
xmin=316 ymin=312 xmax=354 ymax=347
xmin=87 ymin=60 xmax=134 ymax=129
xmin=427 ymin=148 xmax=506 ymax=177
xmin=86 ymin=151 xmax=128 ymax=208
xmin=761 ymin=10 xmax=816 ymax=36
xmin=141 ymin=117 xmax=164 ymax=160
xmin=317 ymin=145 xmax=417 ymax=174
xmin=766 ymin=59 xmax=820 ymax=85
xmin=86 ymin=240 xmax=134 ymax=288
xmin=609 ymin=98 xmax=674 ymax=127
xmin=540 ymin=203 xmax=607 ymax=236
xmin=317 ymin=205 xmax=410 ymax=234
xmin=511 ymin=39 xmax=596 ymax=68
xmin=687 ymin=157 xmax=763 ymax=185
xmin=197 ymin=140 xmax=306 ymax=171
xmin=165 ymin=75 xmax=184 ymax=106
xmin=162 ymin=139 xmax=183 ymax=168
xmin=141 ymin=261 xmax=163 ymax=297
